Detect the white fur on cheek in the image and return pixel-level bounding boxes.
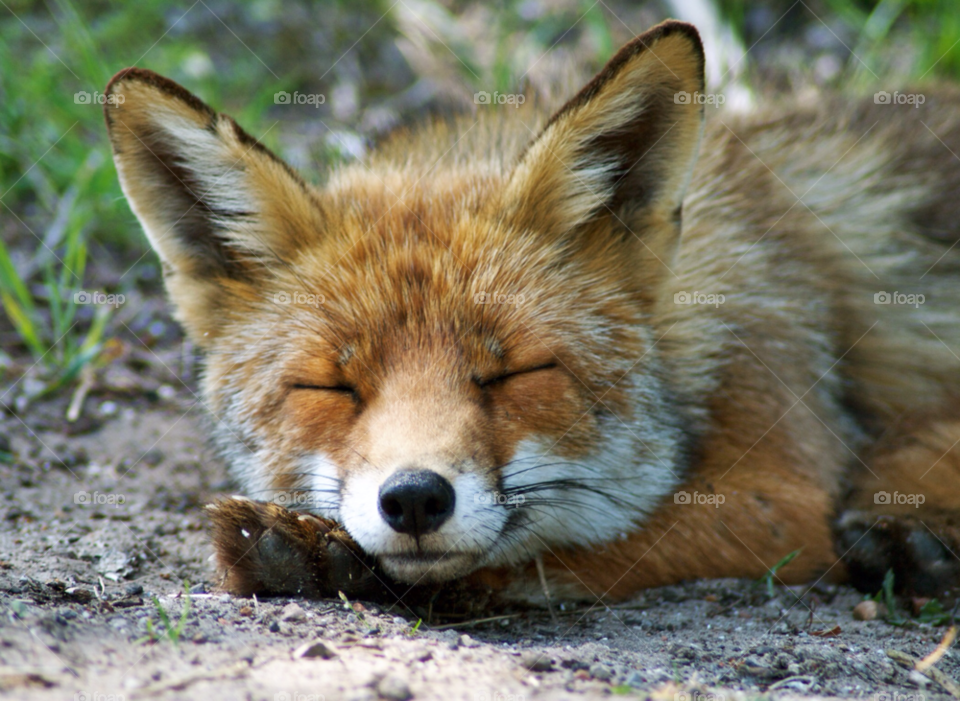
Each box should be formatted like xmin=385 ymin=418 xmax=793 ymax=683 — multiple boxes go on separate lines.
xmin=482 ymin=369 xmax=683 ymax=568
xmin=339 ymin=472 xmax=387 ymax=551
xmin=306 ymin=451 xmax=342 ymax=520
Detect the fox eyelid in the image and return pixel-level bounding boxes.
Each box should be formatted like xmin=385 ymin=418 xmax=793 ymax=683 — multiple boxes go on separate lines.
xmin=292 ymin=384 xmax=357 ymax=396
xmin=475 ymin=362 xmax=558 ymax=388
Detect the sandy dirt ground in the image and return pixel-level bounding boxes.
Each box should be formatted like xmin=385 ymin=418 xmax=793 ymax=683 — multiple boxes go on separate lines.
xmin=1 ymin=388 xmax=958 ymax=701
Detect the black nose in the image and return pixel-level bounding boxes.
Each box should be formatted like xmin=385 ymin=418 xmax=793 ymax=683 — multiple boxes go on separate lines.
xmin=378 ymin=470 xmax=456 ymax=537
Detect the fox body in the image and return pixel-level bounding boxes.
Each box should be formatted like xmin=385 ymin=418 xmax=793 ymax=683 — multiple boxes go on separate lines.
xmin=105 ymin=21 xmax=960 ymax=604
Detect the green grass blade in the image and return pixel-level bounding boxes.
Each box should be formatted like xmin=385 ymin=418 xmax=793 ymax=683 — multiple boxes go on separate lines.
xmin=0 ymin=291 xmax=44 ymax=357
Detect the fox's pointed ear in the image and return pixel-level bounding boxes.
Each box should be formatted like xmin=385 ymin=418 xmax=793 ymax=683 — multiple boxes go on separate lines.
xmin=504 ymin=20 xmax=704 ymax=271
xmin=103 ymin=68 xmax=321 ymax=343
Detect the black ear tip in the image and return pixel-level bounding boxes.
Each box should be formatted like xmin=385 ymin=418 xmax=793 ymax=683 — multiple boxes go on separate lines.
xmin=102 ymin=68 xmax=216 ymax=121
xmin=106 ymin=67 xmax=153 ymax=95
xmin=639 ymin=20 xmax=705 ymax=65
xmin=658 ymin=19 xmax=703 ymax=43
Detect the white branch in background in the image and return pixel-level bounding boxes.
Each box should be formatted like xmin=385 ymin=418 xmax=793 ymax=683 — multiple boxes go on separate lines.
xmin=667 ymin=0 xmax=754 ymax=112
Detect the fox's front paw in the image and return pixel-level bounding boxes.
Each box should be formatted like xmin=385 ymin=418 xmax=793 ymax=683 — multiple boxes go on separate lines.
xmin=206 ymin=497 xmax=393 ymax=599
xmin=836 ymin=510 xmax=960 ymax=597
xmin=206 ymin=498 xmax=508 ymax=614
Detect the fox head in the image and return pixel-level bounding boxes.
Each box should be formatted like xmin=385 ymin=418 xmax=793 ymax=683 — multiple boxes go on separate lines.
xmin=104 ymin=21 xmax=705 ymax=584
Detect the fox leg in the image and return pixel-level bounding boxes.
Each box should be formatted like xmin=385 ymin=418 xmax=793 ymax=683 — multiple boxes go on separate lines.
xmin=836 ymin=412 xmax=960 ymax=597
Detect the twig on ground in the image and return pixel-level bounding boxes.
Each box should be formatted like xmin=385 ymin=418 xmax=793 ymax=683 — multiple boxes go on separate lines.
xmin=535 ymin=555 xmax=559 ymax=625
xmin=888 ymin=627 xmax=960 ymax=699
xmin=429 ymin=614 xmax=523 ymax=630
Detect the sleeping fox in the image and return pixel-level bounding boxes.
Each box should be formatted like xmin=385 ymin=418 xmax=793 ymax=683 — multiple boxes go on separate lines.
xmin=104 ymin=20 xmax=960 ymax=607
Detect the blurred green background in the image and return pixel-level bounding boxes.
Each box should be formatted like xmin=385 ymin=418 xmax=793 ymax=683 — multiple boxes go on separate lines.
xmin=1 ymin=0 xmax=959 ymax=403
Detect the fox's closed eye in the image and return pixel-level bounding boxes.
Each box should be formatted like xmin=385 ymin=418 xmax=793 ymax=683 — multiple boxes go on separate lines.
xmin=292 ymin=383 xmax=357 ymax=396
xmin=475 ymin=363 xmax=557 ymax=388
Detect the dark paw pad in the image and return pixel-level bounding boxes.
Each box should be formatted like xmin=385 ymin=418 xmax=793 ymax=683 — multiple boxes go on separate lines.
xmin=836 ymin=510 xmax=960 ymax=597
xmin=206 ymin=497 xmax=389 ymax=599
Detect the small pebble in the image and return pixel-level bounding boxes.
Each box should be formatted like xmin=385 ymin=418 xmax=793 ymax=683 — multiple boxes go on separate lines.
xmin=589 ymin=663 xmax=613 ymax=681
xmin=852 ymin=600 xmax=885 ymax=621
xmin=142 ymin=449 xmax=164 ymax=467
xmin=520 ymin=651 xmax=553 ymax=672
xmin=281 ymin=603 xmax=306 ymax=622
xmin=909 ymin=670 xmax=931 ymax=688
xmin=376 ymin=675 xmax=412 ymax=701
xmin=624 ymin=671 xmax=644 ymax=688
xmin=293 ymin=640 xmax=338 ymax=659
xmin=157 ymin=384 xmax=176 ymax=401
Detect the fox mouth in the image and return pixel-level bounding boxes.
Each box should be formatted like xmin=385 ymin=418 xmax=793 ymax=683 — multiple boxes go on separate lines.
xmin=378 ymin=550 xmax=481 ymax=583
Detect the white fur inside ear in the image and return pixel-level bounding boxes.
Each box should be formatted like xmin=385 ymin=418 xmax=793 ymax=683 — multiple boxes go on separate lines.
xmin=152 ymin=113 xmax=256 ymax=216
